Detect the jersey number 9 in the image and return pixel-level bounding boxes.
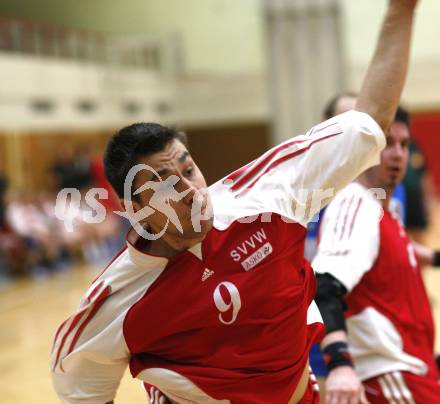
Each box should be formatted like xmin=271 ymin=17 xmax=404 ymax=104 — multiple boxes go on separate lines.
xmin=213 ymin=282 xmax=242 ymax=325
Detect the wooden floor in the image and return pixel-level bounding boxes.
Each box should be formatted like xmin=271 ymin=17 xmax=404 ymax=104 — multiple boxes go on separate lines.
xmin=0 ymin=267 xmax=146 ymax=403
xmin=1 ymin=205 xmax=440 ymax=404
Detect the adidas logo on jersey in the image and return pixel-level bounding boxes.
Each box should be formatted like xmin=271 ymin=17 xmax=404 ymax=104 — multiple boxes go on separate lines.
xmin=202 ymin=268 xmax=215 ymax=282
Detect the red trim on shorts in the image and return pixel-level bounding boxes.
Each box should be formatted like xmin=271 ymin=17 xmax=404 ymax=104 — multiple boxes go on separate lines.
xmin=363 ymin=371 xmax=440 ymax=403
xmin=298 ymin=371 xmax=320 ymax=404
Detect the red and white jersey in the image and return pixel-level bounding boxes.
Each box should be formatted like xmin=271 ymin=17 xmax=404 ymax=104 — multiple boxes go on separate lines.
xmin=313 ymin=183 xmax=438 ymax=382
xmin=51 ymin=110 xmax=385 ymax=403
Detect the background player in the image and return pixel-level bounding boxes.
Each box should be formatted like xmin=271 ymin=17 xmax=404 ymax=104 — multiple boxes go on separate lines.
xmin=308 ymin=92 xmax=410 ymax=398
xmin=313 ymin=104 xmax=440 ymax=403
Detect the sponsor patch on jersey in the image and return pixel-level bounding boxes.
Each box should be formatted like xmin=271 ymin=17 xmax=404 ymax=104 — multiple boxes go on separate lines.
xmin=241 ymin=242 xmax=273 ymax=271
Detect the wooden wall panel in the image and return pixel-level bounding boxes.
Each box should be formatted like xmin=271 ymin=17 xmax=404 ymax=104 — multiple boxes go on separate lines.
xmin=1 ymin=123 xmax=269 ymax=193
xmin=186 ymin=123 xmax=270 ymax=186
xmin=0 ymin=130 xmax=113 ymax=192
xmin=412 ymin=112 xmax=440 ymax=195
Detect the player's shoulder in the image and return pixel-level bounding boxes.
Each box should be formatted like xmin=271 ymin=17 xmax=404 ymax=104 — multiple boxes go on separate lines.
xmin=325 ymin=182 xmax=383 ymax=222
xmin=329 ymin=110 xmax=384 ymax=135
xmin=74 ymin=248 xmax=128 ymax=313
xmin=51 ymin=242 xmax=170 ymax=374
xmin=209 ymin=178 xmax=278 ymax=230
xmin=209 ymin=170 xmax=309 ymax=230
xmin=80 ymin=243 xmax=166 ymax=310
xmin=331 ymin=182 xmax=379 ymax=205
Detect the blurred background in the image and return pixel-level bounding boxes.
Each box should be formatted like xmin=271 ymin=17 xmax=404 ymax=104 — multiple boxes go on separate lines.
xmin=0 ymin=0 xmax=439 ymax=402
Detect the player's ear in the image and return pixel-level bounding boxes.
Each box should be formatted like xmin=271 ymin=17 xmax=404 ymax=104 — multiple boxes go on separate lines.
xmin=119 ymin=197 xmax=142 ymax=214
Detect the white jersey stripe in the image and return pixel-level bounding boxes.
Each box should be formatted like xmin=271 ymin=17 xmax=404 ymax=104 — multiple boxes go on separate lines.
xmin=384 ymin=373 xmax=406 ymax=404
xmin=391 ymin=372 xmax=416 ymax=404
xmin=378 ymin=376 xmax=398 ymax=404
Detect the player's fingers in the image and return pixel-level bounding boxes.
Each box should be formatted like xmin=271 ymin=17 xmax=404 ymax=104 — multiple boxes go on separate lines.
xmin=327 ymin=391 xmax=344 ymax=404
xmin=349 ymin=392 xmax=361 ymax=404
xmin=338 ymin=394 xmax=351 ymax=404
xmin=325 ymin=390 xmax=335 ymax=404
xmin=332 ymin=390 xmax=353 ymax=404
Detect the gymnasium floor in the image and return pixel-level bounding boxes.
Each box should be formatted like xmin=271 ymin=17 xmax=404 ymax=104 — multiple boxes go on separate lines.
xmin=1 ymin=205 xmax=439 ymax=403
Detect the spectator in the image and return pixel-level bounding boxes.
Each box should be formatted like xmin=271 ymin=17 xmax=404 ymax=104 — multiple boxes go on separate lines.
xmin=403 ymin=140 xmax=432 ymax=242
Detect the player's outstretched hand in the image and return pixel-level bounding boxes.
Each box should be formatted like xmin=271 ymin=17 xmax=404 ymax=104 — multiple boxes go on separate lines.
xmin=325 ymin=366 xmax=369 ymax=404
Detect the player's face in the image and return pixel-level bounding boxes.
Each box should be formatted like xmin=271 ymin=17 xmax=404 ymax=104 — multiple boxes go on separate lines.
xmin=378 ymin=121 xmax=410 ymax=188
xmin=132 ymin=139 xmax=213 ymax=253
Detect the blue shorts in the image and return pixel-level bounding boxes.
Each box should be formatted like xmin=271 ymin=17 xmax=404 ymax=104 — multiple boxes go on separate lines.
xmin=309 ymin=344 xmax=328 ymax=377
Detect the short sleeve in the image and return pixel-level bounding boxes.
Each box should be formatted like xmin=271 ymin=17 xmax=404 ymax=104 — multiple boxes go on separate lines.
xmin=312 ymin=184 xmax=382 ymax=292
xmin=52 ymin=357 xmax=126 ymax=404
xmin=51 ymin=292 xmax=129 ymax=403
xmin=216 ymin=110 xmax=385 ymax=226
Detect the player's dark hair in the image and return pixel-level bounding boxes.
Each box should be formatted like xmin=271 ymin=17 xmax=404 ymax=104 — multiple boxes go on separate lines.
xmin=323 ymin=94 xmax=411 ymax=131
xmin=394 ymin=105 xmax=411 ymax=129
xmin=104 ymin=122 xmax=187 ymax=198
xmin=322 ymin=92 xmax=358 ymax=120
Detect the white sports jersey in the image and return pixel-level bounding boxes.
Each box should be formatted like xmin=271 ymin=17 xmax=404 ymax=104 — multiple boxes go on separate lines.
xmin=313 ymin=182 xmax=438 ymax=381
xmin=312 ymin=182 xmax=382 ymax=292
xmin=51 ymin=110 xmax=385 ymax=403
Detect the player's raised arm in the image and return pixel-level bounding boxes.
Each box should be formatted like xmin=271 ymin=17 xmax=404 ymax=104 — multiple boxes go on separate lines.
xmin=355 ymin=0 xmax=419 ymax=132
xmin=208 ymin=1 xmax=421 ymax=227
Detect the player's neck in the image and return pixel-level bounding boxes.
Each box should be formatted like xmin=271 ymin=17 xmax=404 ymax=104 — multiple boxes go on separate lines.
xmin=381 ymin=191 xmax=392 ymax=210
xmin=147 ymin=233 xmax=205 ymax=257
xmin=357 ymin=174 xmax=393 ymax=210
